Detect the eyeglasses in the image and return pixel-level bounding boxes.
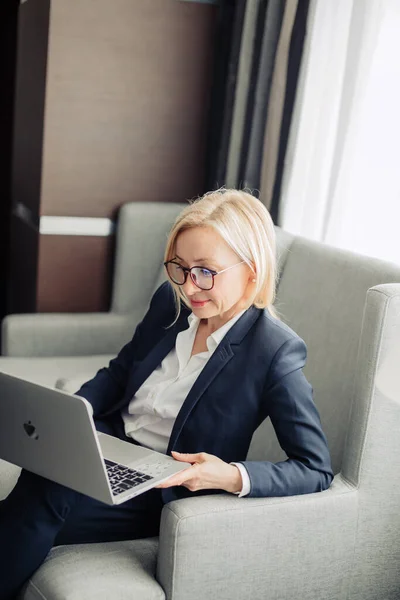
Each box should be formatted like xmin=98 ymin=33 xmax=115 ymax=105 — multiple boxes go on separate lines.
xmin=164 ymin=260 xmax=245 ymax=291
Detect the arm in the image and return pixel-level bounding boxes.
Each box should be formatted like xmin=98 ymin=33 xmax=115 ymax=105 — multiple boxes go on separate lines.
xmin=238 ymin=337 xmax=333 ymax=497
xmin=158 ymin=335 xmax=332 ymax=498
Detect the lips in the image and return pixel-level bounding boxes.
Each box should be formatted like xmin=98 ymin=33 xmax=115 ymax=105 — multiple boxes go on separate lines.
xmin=190 ymin=299 xmax=210 ymax=307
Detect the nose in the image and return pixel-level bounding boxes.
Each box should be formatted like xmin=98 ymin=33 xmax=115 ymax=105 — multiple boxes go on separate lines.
xmin=182 ymin=274 xmax=200 ymax=296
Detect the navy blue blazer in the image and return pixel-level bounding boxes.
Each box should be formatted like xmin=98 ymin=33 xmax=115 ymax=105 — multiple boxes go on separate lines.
xmin=76 ymin=282 xmax=333 ymax=504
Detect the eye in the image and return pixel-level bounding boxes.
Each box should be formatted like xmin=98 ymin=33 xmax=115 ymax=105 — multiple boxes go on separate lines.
xmin=199 ymin=268 xmax=213 ymax=277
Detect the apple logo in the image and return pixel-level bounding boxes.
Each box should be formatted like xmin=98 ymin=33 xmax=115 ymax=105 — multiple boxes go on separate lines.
xmin=23 ymin=420 xmax=39 ymax=440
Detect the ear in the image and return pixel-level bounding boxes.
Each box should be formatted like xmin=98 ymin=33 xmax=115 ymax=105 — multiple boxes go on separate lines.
xmin=249 ymin=267 xmax=257 ymax=284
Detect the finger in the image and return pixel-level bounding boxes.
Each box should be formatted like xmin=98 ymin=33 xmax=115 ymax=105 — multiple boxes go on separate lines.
xmin=171 ymin=451 xmax=203 ymax=463
xmin=155 ymin=468 xmax=196 ymax=488
xmin=155 ymin=477 xmax=183 ymax=488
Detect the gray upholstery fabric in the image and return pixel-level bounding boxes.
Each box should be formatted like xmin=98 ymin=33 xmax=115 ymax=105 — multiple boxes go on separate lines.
xmin=274 ymin=226 xmax=295 ymax=281
xmin=1 ymin=203 xmax=400 ymax=599
xmin=19 ymin=538 xmax=164 ymax=600
xmin=111 ymin=202 xmax=183 ymax=314
xmin=157 ymin=476 xmax=357 ymax=600
xmin=343 ymin=285 xmax=400 ymax=486
xmin=342 ymin=286 xmax=400 ymax=600
xmin=1 ymin=313 xmax=138 ymax=358
xmin=0 ymin=355 xmax=113 ymax=389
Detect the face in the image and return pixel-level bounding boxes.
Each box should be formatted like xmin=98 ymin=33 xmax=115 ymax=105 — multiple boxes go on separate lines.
xmin=173 ymin=226 xmax=254 ymax=326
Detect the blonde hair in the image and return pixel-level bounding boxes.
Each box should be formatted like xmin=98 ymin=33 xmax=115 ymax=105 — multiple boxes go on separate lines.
xmin=164 ymin=188 xmax=280 ymax=322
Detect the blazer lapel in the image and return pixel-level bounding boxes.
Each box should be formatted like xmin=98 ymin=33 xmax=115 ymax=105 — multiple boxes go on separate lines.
xmin=166 ymin=305 xmax=260 ymax=454
xmin=166 ymin=344 xmax=234 ymax=454
xmin=112 ymin=314 xmax=190 ymax=414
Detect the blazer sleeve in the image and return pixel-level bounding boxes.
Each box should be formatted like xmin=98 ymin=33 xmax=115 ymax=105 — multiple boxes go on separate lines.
xmin=74 ymin=282 xmax=171 ymax=417
xmin=237 ymin=336 xmax=334 ymax=497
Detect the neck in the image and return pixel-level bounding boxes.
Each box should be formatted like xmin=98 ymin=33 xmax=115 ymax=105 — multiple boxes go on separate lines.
xmin=201 ymin=307 xmax=244 ymax=335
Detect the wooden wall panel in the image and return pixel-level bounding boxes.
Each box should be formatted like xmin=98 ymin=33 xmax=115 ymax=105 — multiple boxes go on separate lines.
xmin=8 ymin=0 xmax=216 ymax=315
xmin=37 ymin=235 xmax=113 ymax=312
xmin=40 ymin=0 xmax=216 ymax=218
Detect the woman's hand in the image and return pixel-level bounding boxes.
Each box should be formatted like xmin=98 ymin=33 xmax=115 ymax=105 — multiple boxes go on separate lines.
xmin=155 ymin=451 xmax=243 ymax=494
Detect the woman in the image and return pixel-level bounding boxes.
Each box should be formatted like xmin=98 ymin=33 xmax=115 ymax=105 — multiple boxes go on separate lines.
xmin=0 ymin=189 xmax=333 ymax=599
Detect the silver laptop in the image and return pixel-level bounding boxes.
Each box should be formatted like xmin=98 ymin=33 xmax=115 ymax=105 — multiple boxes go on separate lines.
xmin=0 ymin=372 xmax=191 ymax=505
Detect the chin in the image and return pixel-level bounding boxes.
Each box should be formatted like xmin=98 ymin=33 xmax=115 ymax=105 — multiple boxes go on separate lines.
xmin=192 ymin=303 xmax=217 ymax=317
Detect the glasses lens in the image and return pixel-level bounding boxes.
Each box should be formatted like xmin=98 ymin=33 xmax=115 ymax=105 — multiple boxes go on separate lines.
xmin=191 ymin=267 xmax=213 ymax=290
xmin=166 ymin=262 xmax=186 ymax=284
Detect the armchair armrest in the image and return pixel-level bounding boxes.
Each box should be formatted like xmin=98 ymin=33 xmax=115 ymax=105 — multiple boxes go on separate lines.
xmin=1 ymin=311 xmax=142 ymax=357
xmin=157 ymin=475 xmax=357 ymax=600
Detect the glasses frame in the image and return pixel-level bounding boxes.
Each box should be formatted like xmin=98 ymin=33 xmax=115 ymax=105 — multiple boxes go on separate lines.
xmin=164 ymin=260 xmax=245 ymax=291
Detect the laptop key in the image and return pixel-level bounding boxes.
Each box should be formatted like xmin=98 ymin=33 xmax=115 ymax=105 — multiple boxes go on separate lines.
xmin=104 ymin=460 xmax=155 ymax=496
xmin=118 ymin=482 xmax=132 ymax=491
xmin=123 ymin=478 xmax=142 ymax=487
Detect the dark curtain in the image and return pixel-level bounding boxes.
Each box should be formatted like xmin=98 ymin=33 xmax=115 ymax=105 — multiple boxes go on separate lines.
xmin=269 ymin=0 xmax=309 ymax=223
xmin=204 ymin=0 xmax=244 ymax=191
xmin=240 ymin=0 xmax=284 ymax=189
xmin=204 ymin=0 xmax=310 ymax=224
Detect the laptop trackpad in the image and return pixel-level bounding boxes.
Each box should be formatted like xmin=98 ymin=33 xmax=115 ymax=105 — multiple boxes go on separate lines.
xmin=97 ymin=432 xmax=154 ymax=467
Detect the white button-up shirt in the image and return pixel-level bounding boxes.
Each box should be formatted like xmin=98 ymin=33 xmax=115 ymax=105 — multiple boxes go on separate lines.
xmin=121 ymin=309 xmax=251 ymax=496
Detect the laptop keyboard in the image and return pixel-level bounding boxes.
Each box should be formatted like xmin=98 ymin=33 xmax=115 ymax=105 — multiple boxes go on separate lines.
xmin=104 ymin=459 xmax=154 ymax=496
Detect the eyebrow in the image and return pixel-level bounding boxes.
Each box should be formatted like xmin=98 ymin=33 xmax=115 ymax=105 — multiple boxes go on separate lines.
xmin=175 ymin=254 xmax=213 ymax=262
xmin=175 ymin=254 xmax=219 ymax=267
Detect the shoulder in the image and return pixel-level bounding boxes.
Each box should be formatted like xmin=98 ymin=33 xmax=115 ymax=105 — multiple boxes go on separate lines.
xmin=251 ymin=308 xmax=308 ymax=379
xmin=253 ymin=307 xmax=306 ymax=349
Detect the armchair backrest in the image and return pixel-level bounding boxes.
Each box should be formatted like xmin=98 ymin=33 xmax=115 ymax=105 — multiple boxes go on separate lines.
xmin=110 ymin=201 xmax=184 ymax=317
xmin=248 ymin=229 xmax=400 ymax=475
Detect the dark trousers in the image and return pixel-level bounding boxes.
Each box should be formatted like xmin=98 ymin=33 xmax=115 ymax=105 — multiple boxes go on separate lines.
xmin=0 ymin=414 xmax=164 ymax=600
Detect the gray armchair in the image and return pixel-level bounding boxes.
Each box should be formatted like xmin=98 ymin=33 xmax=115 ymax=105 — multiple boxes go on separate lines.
xmin=1 ymin=202 xmax=400 ymax=600
xmin=0 ymin=201 xmax=182 ymax=385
